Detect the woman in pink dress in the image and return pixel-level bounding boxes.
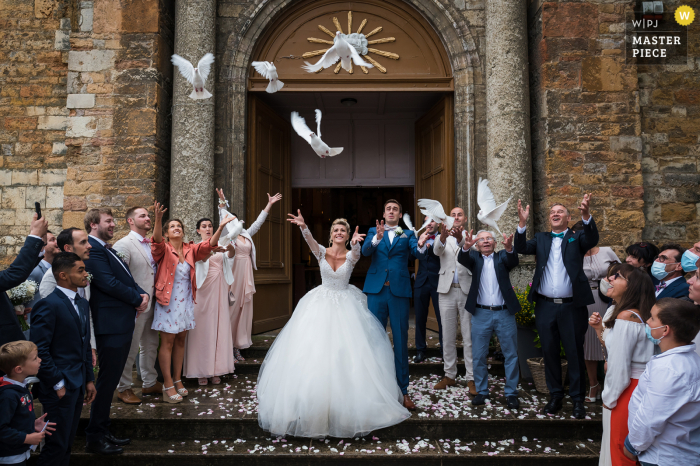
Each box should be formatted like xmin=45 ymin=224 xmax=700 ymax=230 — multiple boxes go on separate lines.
xmin=183 ymin=217 xmax=237 ymax=385
xmin=150 ymin=201 xmax=235 ymax=403
xmin=219 ymin=190 xmax=282 ymax=361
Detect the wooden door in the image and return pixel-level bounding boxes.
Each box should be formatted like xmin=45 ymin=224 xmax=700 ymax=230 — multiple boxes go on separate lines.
xmin=247 ymin=95 xmax=293 ymax=333
xmin=415 ymin=95 xmax=454 ymax=332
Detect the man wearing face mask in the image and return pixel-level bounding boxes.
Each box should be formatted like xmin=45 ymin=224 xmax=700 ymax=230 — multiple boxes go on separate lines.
xmin=681 ymin=240 xmax=700 ymax=274
xmin=651 ymin=244 xmax=690 ymax=299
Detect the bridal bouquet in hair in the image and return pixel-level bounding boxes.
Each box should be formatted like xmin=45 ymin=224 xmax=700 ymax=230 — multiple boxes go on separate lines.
xmin=7 ymin=280 xmax=38 ymax=331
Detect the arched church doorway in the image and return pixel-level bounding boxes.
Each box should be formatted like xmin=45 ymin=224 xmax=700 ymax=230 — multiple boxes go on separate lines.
xmin=240 ymin=0 xmax=471 ymax=333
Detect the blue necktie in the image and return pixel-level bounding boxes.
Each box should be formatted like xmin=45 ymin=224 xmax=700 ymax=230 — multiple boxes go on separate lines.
xmin=550 ymin=232 xmax=565 ymax=238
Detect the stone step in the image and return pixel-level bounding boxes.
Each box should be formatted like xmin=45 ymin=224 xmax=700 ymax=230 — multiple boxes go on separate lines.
xmin=54 ymin=436 xmax=600 ymax=465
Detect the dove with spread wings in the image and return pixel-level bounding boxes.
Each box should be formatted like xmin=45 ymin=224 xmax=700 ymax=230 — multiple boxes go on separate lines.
xmin=302 ymin=31 xmax=374 ymax=73
xmin=171 ymin=53 xmax=215 ymax=100
xmin=291 ymin=110 xmax=343 ymax=158
xmin=417 ymin=199 xmax=454 ymax=230
xmin=476 ymin=177 xmax=512 ymax=236
xmin=402 ymin=213 xmax=431 ymax=237
xmin=251 ymin=61 xmax=284 ymax=94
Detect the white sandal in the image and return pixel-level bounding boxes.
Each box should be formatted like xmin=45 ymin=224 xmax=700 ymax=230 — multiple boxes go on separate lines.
xmin=174 ymin=380 xmax=188 ymax=397
xmin=162 ymin=385 xmax=183 ymax=403
xmin=585 ymin=383 xmax=601 ymax=403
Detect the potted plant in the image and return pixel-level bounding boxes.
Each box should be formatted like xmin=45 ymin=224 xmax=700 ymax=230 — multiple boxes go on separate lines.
xmin=514 ymin=284 xmax=541 ymax=382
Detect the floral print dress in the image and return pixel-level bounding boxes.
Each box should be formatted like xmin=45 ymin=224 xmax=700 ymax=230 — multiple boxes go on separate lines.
xmin=152 ymin=261 xmax=196 ymax=334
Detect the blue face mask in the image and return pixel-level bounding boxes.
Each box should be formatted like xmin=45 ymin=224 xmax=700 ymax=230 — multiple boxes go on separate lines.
xmin=651 ymin=261 xmax=670 ymax=281
xmin=645 ymin=324 xmax=666 ymax=345
xmin=681 ymin=250 xmax=700 ymax=272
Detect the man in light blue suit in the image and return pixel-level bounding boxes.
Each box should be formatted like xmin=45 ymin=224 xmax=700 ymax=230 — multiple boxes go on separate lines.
xmin=362 ymin=199 xmax=419 ymax=410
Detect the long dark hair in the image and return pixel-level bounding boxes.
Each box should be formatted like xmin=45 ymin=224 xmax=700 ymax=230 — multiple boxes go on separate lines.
xmin=604 ymin=264 xmax=656 ymax=329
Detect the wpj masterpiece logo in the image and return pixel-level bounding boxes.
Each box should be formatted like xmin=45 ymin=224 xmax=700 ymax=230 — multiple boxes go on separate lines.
xmin=625 ymin=2 xmax=692 ymax=65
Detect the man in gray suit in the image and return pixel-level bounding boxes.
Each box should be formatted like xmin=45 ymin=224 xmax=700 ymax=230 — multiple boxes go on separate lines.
xmin=26 ymin=232 xmax=59 ymax=310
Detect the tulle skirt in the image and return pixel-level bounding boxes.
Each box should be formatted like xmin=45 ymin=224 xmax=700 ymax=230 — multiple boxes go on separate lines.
xmin=256 ymin=284 xmax=411 ymax=438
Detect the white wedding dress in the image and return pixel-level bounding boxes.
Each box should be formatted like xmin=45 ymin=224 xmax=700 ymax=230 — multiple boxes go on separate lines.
xmin=256 ymin=226 xmax=411 ymax=438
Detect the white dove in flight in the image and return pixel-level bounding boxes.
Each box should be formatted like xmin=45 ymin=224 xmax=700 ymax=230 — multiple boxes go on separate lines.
xmin=418 ymin=199 xmax=454 ymax=230
xmin=171 ymin=53 xmax=215 ymax=100
xmin=251 ymin=61 xmax=284 ymax=93
xmin=291 ymin=110 xmax=343 ymax=158
xmin=476 ymin=177 xmax=512 ymax=236
xmin=403 ymin=213 xmax=431 ymax=237
xmin=302 ymin=31 xmax=374 ymax=73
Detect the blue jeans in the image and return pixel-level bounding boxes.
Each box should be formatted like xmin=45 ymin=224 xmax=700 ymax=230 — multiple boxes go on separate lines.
xmin=471 ymin=307 xmax=519 ymax=397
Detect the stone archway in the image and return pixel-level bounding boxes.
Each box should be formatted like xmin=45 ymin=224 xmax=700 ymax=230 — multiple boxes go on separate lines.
xmin=215 ymin=0 xmax=482 ymax=222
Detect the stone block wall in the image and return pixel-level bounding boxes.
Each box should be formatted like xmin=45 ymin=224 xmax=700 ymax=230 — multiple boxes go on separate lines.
xmin=0 ymin=0 xmax=70 ymax=266
xmin=529 ymin=0 xmax=645 ymax=257
xmin=638 ymin=0 xmax=700 ymax=248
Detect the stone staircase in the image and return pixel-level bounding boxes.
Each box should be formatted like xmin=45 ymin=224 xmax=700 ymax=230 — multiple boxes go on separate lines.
xmin=33 ymin=344 xmax=602 ymax=465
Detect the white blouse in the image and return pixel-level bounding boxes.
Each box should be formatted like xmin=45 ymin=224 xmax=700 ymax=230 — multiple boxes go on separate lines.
xmin=601 ymin=307 xmax=654 ymax=408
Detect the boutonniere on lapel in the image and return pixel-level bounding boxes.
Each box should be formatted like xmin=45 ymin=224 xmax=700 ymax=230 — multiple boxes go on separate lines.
xmin=568 ymin=237 xmax=577 ymax=243
xmin=116 ymin=251 xmax=127 ymax=261
xmin=86 ymin=273 xmax=93 ymax=283
xmin=394 ymin=227 xmax=404 ymax=236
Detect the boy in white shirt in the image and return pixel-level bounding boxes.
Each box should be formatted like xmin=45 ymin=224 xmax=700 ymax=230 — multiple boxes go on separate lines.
xmin=624 ymin=298 xmax=700 ymax=466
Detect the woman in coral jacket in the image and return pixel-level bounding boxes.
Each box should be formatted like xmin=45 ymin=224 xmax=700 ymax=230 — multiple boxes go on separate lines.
xmin=150 ymin=201 xmax=235 ymax=403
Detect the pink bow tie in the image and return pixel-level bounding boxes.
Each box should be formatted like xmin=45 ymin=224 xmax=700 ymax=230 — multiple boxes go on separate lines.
xmin=655 ymin=282 xmax=667 ymax=292
xmin=141 ymin=238 xmax=150 ymax=244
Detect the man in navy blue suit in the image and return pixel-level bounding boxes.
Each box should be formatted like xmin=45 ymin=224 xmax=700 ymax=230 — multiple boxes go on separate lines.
xmin=514 ymin=194 xmax=598 ymax=419
xmin=0 ymin=213 xmax=48 ymax=351
xmin=83 ymin=208 xmax=149 ymax=455
xmin=651 ymin=244 xmax=690 ymax=299
xmin=30 ymin=252 xmax=96 ymax=466
xmin=411 ymin=217 xmax=442 ymax=363
xmin=362 ymin=199 xmax=420 ymax=410
xmin=458 ymin=230 xmax=520 ymax=409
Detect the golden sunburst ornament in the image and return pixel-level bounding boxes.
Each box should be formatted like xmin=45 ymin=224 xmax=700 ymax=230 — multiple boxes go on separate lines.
xmin=302 ymin=11 xmax=399 ymax=74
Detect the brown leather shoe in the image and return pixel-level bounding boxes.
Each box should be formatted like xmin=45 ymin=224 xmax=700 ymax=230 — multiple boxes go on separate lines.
xmin=467 ymin=380 xmax=477 ymax=396
xmin=117 ymin=389 xmax=141 ymax=404
xmin=403 ymin=395 xmax=416 ymax=411
xmin=433 ymin=376 xmax=457 ymax=390
xmin=141 ymin=381 xmax=163 ymax=395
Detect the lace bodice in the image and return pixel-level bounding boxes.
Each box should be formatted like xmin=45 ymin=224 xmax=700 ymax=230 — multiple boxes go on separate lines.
xmin=301 ymin=226 xmax=361 ymax=291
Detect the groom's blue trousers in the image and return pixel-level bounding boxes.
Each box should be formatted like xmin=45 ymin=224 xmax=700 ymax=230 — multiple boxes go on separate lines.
xmin=367 ymin=286 xmax=410 ymax=395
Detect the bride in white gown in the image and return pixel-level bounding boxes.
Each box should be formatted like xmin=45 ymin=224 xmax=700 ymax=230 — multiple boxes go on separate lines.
xmin=256 ymin=211 xmax=411 ymax=438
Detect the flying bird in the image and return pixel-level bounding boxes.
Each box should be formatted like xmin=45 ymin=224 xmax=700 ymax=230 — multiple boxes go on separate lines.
xmin=219 ymin=216 xmax=244 ymax=247
xmin=291 ymin=110 xmax=343 ymax=158
xmin=418 ymin=199 xmax=454 ymax=230
xmin=303 ymin=31 xmax=374 ymax=73
xmin=251 ymin=61 xmax=284 ymax=93
xmin=476 ymin=177 xmax=512 ymax=236
xmin=171 ymin=53 xmax=215 ymax=100
xmin=403 ymin=213 xmax=432 ymax=237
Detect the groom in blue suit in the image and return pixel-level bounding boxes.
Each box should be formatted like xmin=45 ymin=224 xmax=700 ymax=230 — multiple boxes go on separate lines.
xmin=362 ymin=199 xmax=419 ymax=410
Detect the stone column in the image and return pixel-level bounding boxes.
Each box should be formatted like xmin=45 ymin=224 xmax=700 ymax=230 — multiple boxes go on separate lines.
xmin=171 ymin=0 xmax=216 ymax=238
xmin=485 ymin=0 xmax=533 ymax=232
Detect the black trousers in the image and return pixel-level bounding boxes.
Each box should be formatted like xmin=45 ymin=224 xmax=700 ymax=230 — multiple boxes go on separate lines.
xmin=85 ymin=333 xmax=132 ymax=442
xmin=413 ymin=284 xmax=442 ymax=353
xmin=37 ymin=386 xmax=84 ymax=466
xmin=534 ymin=300 xmax=588 ymax=401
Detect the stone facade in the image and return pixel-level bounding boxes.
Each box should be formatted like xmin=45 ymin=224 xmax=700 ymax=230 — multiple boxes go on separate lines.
xmin=1 ymin=0 xmax=698 ymax=266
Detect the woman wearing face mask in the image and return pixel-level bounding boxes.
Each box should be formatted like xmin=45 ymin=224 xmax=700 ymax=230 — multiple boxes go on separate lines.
xmin=588 ymin=264 xmax=656 ymax=466
xmin=570 ymin=221 xmax=620 ymax=403
xmin=182 ymin=216 xmax=237 ymax=386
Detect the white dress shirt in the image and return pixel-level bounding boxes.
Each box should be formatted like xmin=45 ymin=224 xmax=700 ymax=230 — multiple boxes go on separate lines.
xmin=52 ymin=286 xmax=84 ymax=391
xmin=655 ymin=276 xmax=682 ymax=297
xmin=627 ymin=344 xmax=700 ymax=465
xmin=517 ymin=216 xmax=592 ymax=299
xmin=128 ymin=230 xmax=157 ymax=272
xmin=476 ymin=253 xmax=506 ymax=306
xmin=89 ymin=234 xmax=132 ymax=276
xmin=0 ymin=377 xmax=31 ymax=464
xmin=371 ymin=226 xmax=399 ymax=246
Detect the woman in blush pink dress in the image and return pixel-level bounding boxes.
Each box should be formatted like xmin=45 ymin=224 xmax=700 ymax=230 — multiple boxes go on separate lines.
xmin=222 ymin=190 xmax=282 ymax=361
xmin=183 ymin=217 xmax=237 ymax=386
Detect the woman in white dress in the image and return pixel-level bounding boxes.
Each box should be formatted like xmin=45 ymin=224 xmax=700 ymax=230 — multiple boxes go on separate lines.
xmin=588 ymin=264 xmax=655 ymax=466
xmin=256 ymin=211 xmax=411 ymax=438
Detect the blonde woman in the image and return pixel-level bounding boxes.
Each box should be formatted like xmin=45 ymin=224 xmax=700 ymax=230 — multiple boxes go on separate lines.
xmin=256 ymin=212 xmax=410 ymax=438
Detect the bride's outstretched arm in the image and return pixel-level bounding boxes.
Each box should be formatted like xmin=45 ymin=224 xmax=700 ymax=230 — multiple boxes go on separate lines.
xmin=288 ymin=210 xmax=323 ymax=261
xmin=349 ymin=226 xmax=365 ymax=263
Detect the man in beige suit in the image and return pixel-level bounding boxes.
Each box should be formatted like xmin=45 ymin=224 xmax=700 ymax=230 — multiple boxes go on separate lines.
xmin=113 ymin=206 xmax=161 ymax=404
xmin=422 ymin=207 xmax=475 ymax=394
